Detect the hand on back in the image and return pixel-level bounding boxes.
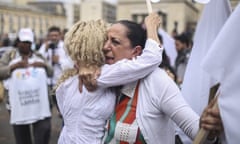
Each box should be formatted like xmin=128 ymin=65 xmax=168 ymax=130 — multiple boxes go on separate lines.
xmin=78 ymin=65 xmax=101 ymax=93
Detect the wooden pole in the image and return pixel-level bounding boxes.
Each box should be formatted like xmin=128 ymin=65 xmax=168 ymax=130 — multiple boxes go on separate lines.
xmin=193 ymin=96 xmax=219 ymax=144
xmin=145 ymin=0 xmax=153 ymax=14
xmin=193 ymin=129 xmax=209 ymax=144
xmin=193 ymin=84 xmax=220 ymax=144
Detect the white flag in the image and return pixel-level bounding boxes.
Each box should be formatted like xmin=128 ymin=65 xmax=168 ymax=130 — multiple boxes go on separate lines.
xmin=178 ymin=0 xmax=231 ymax=143
xmin=201 ymin=3 xmax=240 ymax=143
xmin=158 ymin=29 xmax=177 ymax=67
xmin=182 ymin=0 xmax=231 ymax=115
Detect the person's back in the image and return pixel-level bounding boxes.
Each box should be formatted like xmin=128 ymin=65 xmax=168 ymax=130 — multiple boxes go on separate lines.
xmin=57 ymin=75 xmax=115 ymax=143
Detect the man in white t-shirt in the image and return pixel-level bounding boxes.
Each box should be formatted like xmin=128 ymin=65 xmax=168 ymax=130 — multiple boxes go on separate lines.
xmin=0 ymin=28 xmax=53 ymax=144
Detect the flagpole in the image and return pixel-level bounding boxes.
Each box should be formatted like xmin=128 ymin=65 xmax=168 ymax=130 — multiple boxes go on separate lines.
xmin=145 ymin=0 xmax=153 ymax=14
xmin=193 ymin=87 xmax=220 ymax=144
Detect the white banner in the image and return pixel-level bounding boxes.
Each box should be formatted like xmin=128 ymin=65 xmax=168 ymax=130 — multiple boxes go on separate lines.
xmin=202 ymin=3 xmax=240 ymax=143
xmin=179 ymin=0 xmax=231 ymax=143
xmin=158 ymin=28 xmax=177 ymax=67
xmin=8 ymin=57 xmax=51 ymax=124
xmin=182 ymin=0 xmax=231 ymax=116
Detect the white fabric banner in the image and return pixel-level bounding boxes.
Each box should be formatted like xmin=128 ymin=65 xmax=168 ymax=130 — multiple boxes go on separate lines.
xmin=202 ymin=3 xmax=240 ymax=143
xmin=8 ymin=56 xmax=51 ymax=124
xmin=181 ymin=0 xmax=231 ymax=115
xmin=178 ymin=0 xmax=231 ymax=143
xmin=158 ymin=29 xmax=177 ymax=67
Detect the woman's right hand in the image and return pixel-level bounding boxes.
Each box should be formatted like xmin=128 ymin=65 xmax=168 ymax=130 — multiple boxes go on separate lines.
xmin=144 ymin=13 xmax=162 ymax=45
xmin=78 ymin=66 xmax=101 ymax=93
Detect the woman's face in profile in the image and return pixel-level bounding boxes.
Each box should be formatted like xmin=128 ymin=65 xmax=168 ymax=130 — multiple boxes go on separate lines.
xmin=103 ymin=23 xmax=136 ymax=65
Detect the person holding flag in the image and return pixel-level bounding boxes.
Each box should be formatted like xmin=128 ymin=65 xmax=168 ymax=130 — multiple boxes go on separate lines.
xmin=103 ymin=19 xmax=222 ymax=144
xmin=101 ymin=1 xmax=223 ymax=144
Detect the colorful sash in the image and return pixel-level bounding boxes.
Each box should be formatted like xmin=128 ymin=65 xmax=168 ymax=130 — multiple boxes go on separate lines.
xmin=105 ymin=81 xmax=146 ymax=144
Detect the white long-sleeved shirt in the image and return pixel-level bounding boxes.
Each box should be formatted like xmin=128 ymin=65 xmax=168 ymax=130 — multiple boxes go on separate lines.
xmin=118 ymin=68 xmax=199 ymax=144
xmin=56 ymin=39 xmax=163 ymax=144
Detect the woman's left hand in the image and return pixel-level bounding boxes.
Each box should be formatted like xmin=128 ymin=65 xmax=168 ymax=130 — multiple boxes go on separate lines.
xmin=200 ymin=97 xmax=224 ymax=139
xmin=78 ymin=66 xmax=101 ymax=93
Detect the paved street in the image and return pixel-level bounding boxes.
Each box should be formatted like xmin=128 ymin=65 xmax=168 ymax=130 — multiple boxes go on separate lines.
xmin=0 ymin=102 xmax=62 ymax=144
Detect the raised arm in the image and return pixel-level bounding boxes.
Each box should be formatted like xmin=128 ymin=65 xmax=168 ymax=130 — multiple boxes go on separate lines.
xmin=98 ymin=39 xmax=162 ymax=88
xmin=97 ymin=13 xmax=163 ymax=87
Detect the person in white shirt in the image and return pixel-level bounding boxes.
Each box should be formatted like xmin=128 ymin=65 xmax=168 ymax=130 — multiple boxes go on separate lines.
xmin=55 ymin=13 xmax=163 ymax=144
xmin=38 ymin=26 xmax=68 ymax=112
xmin=99 ymin=19 xmax=222 ymax=144
xmin=0 ymin=28 xmax=53 ymax=144
xmin=38 ymin=26 xmax=67 ymax=99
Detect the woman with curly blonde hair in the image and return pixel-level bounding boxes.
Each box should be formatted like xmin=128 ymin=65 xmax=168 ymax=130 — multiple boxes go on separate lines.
xmin=55 ymin=13 xmax=162 ymax=144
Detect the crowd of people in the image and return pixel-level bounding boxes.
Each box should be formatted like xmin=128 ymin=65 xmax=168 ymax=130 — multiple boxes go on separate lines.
xmin=0 ymin=12 xmax=222 ymax=144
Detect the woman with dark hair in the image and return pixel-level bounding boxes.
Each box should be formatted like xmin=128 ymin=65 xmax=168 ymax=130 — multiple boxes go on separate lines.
xmin=102 ymin=18 xmax=222 ymax=144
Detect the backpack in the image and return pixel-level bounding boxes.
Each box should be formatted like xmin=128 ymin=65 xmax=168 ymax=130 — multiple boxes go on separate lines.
xmin=0 ymin=49 xmax=16 ymax=102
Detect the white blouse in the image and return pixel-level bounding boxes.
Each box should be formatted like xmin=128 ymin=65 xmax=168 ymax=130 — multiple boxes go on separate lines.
xmin=120 ymin=68 xmax=199 ymax=144
xmin=56 ymin=39 xmax=163 ymax=144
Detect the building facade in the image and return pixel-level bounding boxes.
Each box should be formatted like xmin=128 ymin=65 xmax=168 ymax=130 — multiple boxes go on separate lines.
xmin=28 ymin=1 xmax=81 ymax=29
xmin=117 ymin=0 xmax=240 ymax=34
xmin=80 ymin=0 xmax=116 ymax=23
xmin=1 ymin=0 xmax=239 ymax=39
xmin=231 ymin=0 xmax=240 ymax=9
xmin=118 ymin=0 xmax=201 ymax=34
xmin=0 ymin=2 xmax=66 ymax=39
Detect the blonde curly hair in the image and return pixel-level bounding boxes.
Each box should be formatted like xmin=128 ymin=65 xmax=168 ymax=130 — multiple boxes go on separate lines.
xmin=55 ymin=19 xmax=108 ymax=90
